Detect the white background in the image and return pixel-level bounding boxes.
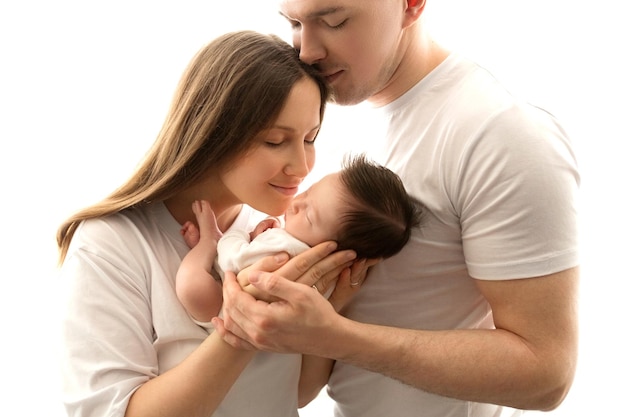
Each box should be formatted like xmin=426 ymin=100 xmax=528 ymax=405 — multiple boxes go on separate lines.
xmin=1 ymin=1 xmax=623 ymax=416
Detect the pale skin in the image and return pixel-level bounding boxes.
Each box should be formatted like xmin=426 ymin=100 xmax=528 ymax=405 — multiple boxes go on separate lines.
xmin=176 ymin=200 xmax=280 ymax=322
xmin=176 ymin=200 xmax=224 ymax=323
xmin=215 ymin=0 xmax=579 ymax=411
xmin=175 ymin=174 xmax=369 ymax=406
xmin=176 ymin=172 xmax=348 ymax=322
xmin=124 ymin=77 xmax=366 ymax=417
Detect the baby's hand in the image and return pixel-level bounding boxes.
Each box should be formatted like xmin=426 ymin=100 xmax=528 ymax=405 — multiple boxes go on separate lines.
xmin=249 ymin=217 xmax=280 ymax=241
xmin=183 ymin=200 xmax=222 ymax=248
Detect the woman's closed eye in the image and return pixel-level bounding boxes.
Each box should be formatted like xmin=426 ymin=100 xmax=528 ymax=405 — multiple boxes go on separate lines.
xmin=264 ymin=141 xmax=283 ymax=148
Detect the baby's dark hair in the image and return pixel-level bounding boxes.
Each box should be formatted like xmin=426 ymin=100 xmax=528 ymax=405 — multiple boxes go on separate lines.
xmin=335 ymin=154 xmax=423 ymax=259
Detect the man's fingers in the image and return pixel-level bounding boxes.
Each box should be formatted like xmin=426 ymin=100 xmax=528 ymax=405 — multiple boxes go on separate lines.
xmin=275 ymin=242 xmax=356 ymax=286
xmin=236 ymin=252 xmax=290 ymax=287
xmin=272 ymin=241 xmax=336 ymax=280
xmin=248 ymin=271 xmax=312 ymax=302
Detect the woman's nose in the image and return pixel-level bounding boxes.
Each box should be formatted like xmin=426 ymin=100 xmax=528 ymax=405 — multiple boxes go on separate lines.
xmin=284 ymin=146 xmax=313 ymax=178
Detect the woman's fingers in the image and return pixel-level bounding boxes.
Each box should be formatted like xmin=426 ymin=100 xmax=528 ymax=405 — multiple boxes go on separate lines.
xmin=221 ymin=271 xmax=268 ymax=345
xmin=326 ymin=259 xmax=375 ymax=311
xmin=212 ymin=317 xmax=257 ymax=351
xmin=326 ymin=267 xmax=355 ymax=311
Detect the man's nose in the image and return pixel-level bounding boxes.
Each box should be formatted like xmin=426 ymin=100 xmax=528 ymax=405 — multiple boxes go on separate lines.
xmin=294 ymin=27 xmax=326 ymax=65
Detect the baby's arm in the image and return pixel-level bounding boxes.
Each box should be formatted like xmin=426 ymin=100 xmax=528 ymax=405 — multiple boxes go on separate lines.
xmin=176 ymin=200 xmax=223 ymax=323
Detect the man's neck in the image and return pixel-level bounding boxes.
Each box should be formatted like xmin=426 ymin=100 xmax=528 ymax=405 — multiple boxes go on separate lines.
xmin=369 ymin=26 xmax=450 ymax=107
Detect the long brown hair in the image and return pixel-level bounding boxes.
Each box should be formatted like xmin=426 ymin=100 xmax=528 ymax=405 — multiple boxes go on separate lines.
xmin=57 ymin=31 xmax=328 ymax=263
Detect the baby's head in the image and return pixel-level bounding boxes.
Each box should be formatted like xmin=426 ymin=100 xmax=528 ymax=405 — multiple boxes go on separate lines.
xmin=284 ymin=154 xmax=423 ymax=258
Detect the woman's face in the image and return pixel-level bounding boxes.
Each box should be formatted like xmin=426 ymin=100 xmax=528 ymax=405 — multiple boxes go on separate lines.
xmin=220 ymin=77 xmax=322 ymax=216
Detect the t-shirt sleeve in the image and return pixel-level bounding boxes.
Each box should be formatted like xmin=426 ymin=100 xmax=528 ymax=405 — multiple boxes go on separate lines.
xmin=59 ymin=221 xmax=156 ymax=417
xmin=456 ymin=105 xmax=580 ymax=279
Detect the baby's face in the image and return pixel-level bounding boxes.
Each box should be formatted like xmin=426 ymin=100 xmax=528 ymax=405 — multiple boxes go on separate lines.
xmin=284 ymin=173 xmax=346 ymax=247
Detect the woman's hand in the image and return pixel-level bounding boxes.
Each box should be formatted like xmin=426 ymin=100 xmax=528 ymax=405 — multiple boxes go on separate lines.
xmin=326 ymin=258 xmax=379 ymax=312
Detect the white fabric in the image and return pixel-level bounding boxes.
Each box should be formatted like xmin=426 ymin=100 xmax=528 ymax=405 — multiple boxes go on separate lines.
xmin=189 ymin=227 xmax=311 ymax=331
xmin=328 ymin=53 xmax=579 ymax=417
xmin=216 ymin=227 xmax=311 ymax=277
xmin=59 ymin=202 xmax=301 ymax=417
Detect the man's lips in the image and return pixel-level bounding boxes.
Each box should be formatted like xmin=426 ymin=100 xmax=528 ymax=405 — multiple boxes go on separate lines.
xmin=324 ymin=70 xmax=342 ymax=84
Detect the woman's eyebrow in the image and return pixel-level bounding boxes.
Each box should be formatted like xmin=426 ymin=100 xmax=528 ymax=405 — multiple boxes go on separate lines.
xmin=272 ymin=123 xmax=322 ymax=134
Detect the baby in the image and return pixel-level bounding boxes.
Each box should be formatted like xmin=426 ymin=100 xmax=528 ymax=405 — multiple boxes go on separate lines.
xmin=176 ymin=154 xmax=423 ymax=329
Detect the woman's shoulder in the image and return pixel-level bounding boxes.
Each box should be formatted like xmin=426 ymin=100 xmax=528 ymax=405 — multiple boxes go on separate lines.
xmin=69 ymin=203 xmax=182 ymax=265
xmin=77 ymin=207 xmax=149 ymax=243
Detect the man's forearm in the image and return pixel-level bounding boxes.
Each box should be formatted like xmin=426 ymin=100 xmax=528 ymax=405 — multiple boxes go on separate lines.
xmin=324 ymin=318 xmax=574 ymax=411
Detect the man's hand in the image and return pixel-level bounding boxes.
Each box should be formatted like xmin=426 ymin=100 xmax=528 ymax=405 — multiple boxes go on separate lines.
xmin=214 ymin=241 xmax=359 ymax=349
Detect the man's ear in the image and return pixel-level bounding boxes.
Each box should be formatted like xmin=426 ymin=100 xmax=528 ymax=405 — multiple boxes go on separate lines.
xmin=404 ymin=0 xmax=426 ymax=26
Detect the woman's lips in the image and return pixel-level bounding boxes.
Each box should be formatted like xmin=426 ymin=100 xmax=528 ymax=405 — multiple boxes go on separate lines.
xmin=272 ymin=184 xmax=300 ymax=196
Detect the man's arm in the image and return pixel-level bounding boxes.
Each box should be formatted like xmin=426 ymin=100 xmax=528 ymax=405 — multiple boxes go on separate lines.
xmin=221 ymin=266 xmax=578 ymax=411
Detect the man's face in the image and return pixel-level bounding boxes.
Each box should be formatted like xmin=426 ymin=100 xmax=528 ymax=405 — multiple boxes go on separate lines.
xmin=279 ymin=0 xmax=407 ymax=105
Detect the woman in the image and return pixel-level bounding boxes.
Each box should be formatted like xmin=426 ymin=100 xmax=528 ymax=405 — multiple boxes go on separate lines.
xmin=56 ymin=30 xmax=359 ymax=417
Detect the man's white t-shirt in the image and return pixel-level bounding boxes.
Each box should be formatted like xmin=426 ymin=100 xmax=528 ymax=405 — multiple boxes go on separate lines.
xmin=327 ymin=53 xmax=579 ymax=417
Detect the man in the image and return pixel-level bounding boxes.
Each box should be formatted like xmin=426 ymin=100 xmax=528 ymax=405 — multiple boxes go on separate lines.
xmin=218 ymin=1 xmax=580 ymax=416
